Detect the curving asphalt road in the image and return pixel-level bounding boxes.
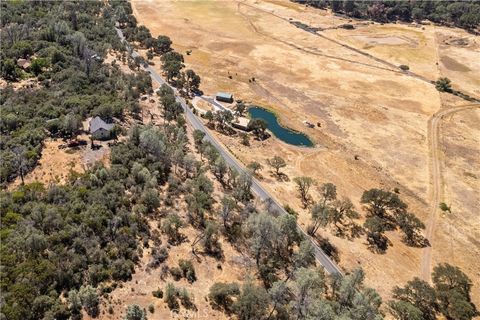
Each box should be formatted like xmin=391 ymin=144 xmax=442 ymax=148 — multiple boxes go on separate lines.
xmin=116 ymin=27 xmax=342 ymax=275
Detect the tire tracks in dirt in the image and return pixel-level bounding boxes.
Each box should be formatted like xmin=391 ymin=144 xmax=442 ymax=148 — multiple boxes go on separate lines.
xmin=236 ymin=1 xmax=433 ymax=82
xmin=236 ymin=2 xmax=403 ymax=74
xmin=236 ymin=0 xmax=480 ymax=279
xmin=421 ymin=103 xmax=480 ymax=281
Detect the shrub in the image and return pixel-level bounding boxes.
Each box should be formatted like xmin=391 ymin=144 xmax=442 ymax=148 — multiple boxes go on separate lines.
xmin=148 ymin=304 xmax=154 ymax=313
xmin=179 ymin=259 xmax=196 ymax=283
xmin=284 ymin=204 xmax=298 ymax=216
xmin=108 ymin=305 xmax=114 ymax=314
xmin=340 ymin=23 xmax=354 ymax=29
xmin=399 ymin=65 xmax=410 ymax=71
xmin=170 ymin=267 xmax=183 ymax=281
xmin=147 ymin=247 xmax=169 ymax=269
xmin=435 ymin=77 xmax=452 ymax=92
xmin=164 ymin=283 xmax=179 ymax=311
xmin=152 ymin=288 xmax=163 ymax=299
xmin=179 ymin=288 xmax=195 ymax=309
xmin=439 ymin=202 xmax=451 ymax=213
xmin=161 ymin=213 xmax=183 ymax=244
xmin=208 ymin=282 xmax=240 ymax=312
xmin=125 ymin=304 xmax=146 ymax=320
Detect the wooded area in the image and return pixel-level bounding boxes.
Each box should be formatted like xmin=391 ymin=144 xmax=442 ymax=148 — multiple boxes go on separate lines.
xmin=292 ymin=0 xmax=480 ymax=30
xmin=0 ymin=1 xmax=477 ymax=320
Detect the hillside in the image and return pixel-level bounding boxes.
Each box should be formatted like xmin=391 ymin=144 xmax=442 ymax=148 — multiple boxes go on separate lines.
xmin=0 ymin=1 xmax=478 ymax=320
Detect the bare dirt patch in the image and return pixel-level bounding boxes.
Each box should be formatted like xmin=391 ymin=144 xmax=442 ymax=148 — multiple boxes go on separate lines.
xmin=9 ymin=134 xmax=113 ymax=190
xmin=440 ymin=55 xmax=471 ymax=72
xmin=436 ymin=30 xmax=480 ymax=97
xmin=350 ymin=34 xmax=418 ymax=47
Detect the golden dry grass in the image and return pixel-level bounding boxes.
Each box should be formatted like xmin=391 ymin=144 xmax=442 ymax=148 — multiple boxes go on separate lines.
xmin=9 ymin=138 xmax=85 ymax=189
xmin=130 ymin=0 xmax=480 ymax=308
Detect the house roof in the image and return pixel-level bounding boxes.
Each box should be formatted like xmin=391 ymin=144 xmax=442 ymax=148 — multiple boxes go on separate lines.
xmin=235 ymin=117 xmax=250 ymax=127
xmin=89 ymin=116 xmax=114 ymax=133
xmin=17 ymin=58 xmax=31 ymax=69
xmin=216 ymin=92 xmax=233 ymax=99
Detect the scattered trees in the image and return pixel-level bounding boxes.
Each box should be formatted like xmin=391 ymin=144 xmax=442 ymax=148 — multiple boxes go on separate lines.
xmin=396 ymin=211 xmax=425 ymax=246
xmin=232 ymin=172 xmax=253 ymax=203
xmin=243 ymin=212 xmax=303 ymax=286
xmin=200 ymin=221 xmax=222 ymax=256
xmin=389 ymin=263 xmax=477 ymax=320
xmin=219 ymin=196 xmax=237 ymax=233
xmin=309 ymin=202 xmax=330 ymax=236
xmin=391 ymin=277 xmax=438 ymax=320
xmin=308 ymin=182 xmax=337 ymax=235
xmin=2 ymin=3 xmax=477 ymax=319
xmin=157 ymin=83 xmax=183 ymax=122
xmin=364 ymin=215 xmax=390 ymax=252
xmin=240 ymin=132 xmax=250 ymax=146
xmin=294 ymin=1 xmax=480 ymax=30
xmin=330 ymin=198 xmax=361 ymax=236
xmin=361 ymin=188 xmax=425 ymax=252
xmin=193 ymin=129 xmax=206 ymax=150
xmin=213 ymin=110 xmax=234 ymax=132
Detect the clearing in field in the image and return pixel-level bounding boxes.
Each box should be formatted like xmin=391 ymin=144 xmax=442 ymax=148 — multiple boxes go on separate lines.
xmin=132 ymin=0 xmax=479 ymax=306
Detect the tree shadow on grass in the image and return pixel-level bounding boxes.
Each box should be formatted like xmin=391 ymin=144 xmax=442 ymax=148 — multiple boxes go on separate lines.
xmin=269 ymin=171 xmax=290 ymax=182
xmin=314 ymin=234 xmax=340 ymax=263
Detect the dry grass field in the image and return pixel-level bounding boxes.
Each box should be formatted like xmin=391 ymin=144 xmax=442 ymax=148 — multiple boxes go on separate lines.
xmin=131 ymin=0 xmax=479 ymax=310
xmin=9 ymin=138 xmax=86 ymax=189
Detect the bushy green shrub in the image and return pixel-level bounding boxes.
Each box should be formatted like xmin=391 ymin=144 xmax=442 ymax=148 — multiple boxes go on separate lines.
xmin=179 ymin=259 xmax=196 ymax=283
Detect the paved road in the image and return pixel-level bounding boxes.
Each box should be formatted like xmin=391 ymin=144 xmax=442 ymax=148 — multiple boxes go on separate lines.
xmin=116 ymin=27 xmax=342 ymax=275
xmin=421 ymin=103 xmax=480 ymax=281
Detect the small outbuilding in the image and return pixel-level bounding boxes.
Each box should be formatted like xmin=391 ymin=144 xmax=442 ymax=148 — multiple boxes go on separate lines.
xmin=17 ymin=58 xmax=31 ymax=70
xmin=89 ymin=116 xmax=114 ymax=140
xmin=216 ymin=92 xmax=234 ymax=103
xmin=232 ymin=117 xmax=251 ymax=131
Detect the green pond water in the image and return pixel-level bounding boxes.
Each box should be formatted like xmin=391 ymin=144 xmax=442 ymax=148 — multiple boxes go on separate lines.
xmin=248 ymin=107 xmax=314 ymax=147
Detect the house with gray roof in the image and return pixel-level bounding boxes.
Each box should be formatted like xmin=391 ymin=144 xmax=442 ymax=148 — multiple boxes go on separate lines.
xmin=89 ymin=116 xmax=114 ymax=140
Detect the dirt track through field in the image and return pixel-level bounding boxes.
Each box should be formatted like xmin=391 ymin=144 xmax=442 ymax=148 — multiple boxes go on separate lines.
xmin=421 ymin=103 xmax=480 ymax=281
xmin=236 ymin=2 xmax=403 ymax=74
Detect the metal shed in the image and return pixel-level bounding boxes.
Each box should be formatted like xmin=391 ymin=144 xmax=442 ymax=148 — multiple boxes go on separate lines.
xmin=215 ymin=92 xmax=234 ymax=103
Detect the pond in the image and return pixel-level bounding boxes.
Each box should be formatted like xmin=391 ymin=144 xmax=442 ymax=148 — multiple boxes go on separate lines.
xmin=248 ymin=107 xmax=314 ymax=147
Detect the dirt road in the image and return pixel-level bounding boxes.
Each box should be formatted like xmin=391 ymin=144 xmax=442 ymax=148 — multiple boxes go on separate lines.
xmin=421 ymin=103 xmax=480 ymax=281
